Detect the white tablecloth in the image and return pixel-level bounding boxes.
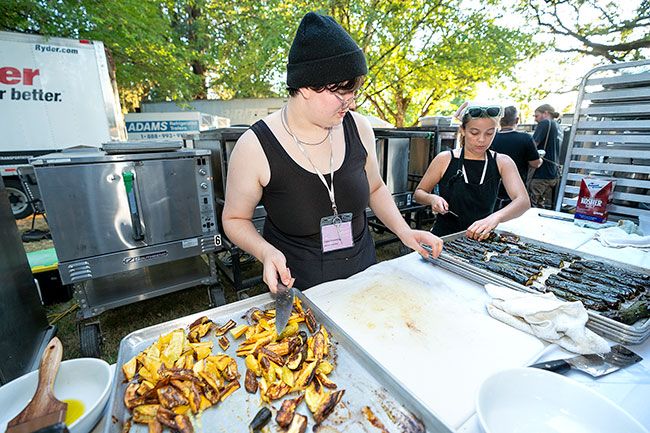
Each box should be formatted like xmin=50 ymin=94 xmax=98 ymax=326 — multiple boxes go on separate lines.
xmin=93 ymin=208 xmax=650 ymax=433
xmin=307 ymin=208 xmax=650 ymax=432
xmin=458 ymin=208 xmax=650 ymax=432
xmin=304 ymin=252 xmax=650 ymax=432
xmin=500 ymin=208 xmax=650 ymax=269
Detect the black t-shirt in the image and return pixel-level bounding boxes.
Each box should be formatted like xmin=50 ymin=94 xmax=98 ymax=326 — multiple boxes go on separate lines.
xmin=532 ymin=119 xmax=562 ymax=179
xmin=491 ymin=130 xmax=539 ymax=182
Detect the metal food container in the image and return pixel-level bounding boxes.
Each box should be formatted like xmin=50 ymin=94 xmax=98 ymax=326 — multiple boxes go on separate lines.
xmin=104 ymin=291 xmax=454 ymax=433
xmin=429 ymin=230 xmax=650 ymax=345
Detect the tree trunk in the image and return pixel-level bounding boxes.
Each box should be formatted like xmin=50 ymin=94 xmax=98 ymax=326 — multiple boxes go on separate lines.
xmin=187 ymin=3 xmax=208 ymax=99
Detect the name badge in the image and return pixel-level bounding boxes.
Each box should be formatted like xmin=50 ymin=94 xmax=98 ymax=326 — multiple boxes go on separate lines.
xmin=320 ymin=212 xmax=354 ymax=253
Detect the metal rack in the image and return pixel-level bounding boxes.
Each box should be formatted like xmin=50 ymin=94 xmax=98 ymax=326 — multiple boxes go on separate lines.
xmin=556 ymin=60 xmax=650 ymax=220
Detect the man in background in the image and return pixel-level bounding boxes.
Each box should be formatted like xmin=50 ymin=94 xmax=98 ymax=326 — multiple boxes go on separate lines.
xmin=529 ymin=103 xmax=563 ymax=209
xmin=491 ymin=106 xmax=542 ymax=210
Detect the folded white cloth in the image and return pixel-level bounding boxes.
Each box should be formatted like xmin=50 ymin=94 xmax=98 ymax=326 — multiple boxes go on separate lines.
xmin=594 ymin=226 xmax=650 ymax=249
xmin=485 ymin=284 xmax=609 ymax=355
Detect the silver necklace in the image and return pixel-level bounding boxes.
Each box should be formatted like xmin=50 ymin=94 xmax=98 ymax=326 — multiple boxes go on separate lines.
xmin=281 ymin=106 xmax=331 ymax=146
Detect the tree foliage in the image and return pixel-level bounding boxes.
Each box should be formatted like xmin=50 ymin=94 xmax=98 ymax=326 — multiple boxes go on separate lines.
xmin=0 ymin=0 xmax=202 ymax=110
xmin=211 ymin=0 xmax=538 ymax=126
xmin=1 ymin=0 xmax=537 ymax=123
xmin=326 ymin=0 xmax=538 ymax=126
xmin=521 ymin=0 xmax=650 ymax=62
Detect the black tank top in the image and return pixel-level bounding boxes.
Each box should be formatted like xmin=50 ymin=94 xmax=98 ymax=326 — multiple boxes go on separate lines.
xmin=250 ymin=112 xmax=376 ymax=289
xmin=431 ymin=148 xmax=501 ymax=237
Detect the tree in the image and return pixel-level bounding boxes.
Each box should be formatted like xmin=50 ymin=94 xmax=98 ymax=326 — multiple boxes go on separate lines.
xmin=206 ymin=0 xmax=539 ymax=126
xmin=0 ymin=0 xmax=203 ymax=111
xmin=203 ymin=0 xmax=299 ymax=98
xmin=2 ymin=0 xmax=538 ymax=120
xmin=522 ymin=0 xmax=650 ymax=62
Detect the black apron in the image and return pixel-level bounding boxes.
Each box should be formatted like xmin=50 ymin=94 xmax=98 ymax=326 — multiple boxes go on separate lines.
xmin=431 ymin=148 xmax=501 ymax=237
xmin=251 ymin=113 xmax=377 ymax=290
xmin=264 ymin=218 xmax=376 ymax=290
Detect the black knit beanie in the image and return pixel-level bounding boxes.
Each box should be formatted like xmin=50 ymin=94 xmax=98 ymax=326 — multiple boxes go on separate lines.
xmin=287 ymin=12 xmax=368 ymax=88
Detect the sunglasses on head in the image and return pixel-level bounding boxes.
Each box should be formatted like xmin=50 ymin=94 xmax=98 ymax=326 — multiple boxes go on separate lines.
xmin=464 ymin=106 xmax=503 ymax=119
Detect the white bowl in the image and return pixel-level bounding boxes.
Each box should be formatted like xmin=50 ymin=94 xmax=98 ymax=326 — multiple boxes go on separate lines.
xmin=477 ymin=367 xmax=648 ymax=433
xmin=0 ymin=358 xmax=112 ymax=433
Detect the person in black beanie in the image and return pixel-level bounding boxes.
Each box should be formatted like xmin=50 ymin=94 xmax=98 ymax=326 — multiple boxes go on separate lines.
xmin=223 ymin=12 xmax=443 ymax=293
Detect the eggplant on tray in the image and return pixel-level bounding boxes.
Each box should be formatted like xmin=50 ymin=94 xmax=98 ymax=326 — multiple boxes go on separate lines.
xmin=120 ymin=297 xmax=345 ymax=433
xmin=237 ymin=298 xmax=345 ymax=427
xmin=121 ymin=322 xmax=241 ymax=433
xmin=442 ymin=233 xmax=650 ymax=327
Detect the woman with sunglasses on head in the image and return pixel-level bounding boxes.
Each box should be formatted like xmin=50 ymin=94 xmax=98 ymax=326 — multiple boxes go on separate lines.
xmin=223 ymin=12 xmax=443 ymax=293
xmin=414 ymin=103 xmax=530 ymax=240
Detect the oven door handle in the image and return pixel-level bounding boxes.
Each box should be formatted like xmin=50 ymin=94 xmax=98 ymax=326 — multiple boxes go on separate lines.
xmin=122 ymin=169 xmax=145 ymax=241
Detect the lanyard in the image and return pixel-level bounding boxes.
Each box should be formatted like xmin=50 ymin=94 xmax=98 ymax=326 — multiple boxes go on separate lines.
xmin=459 ymin=148 xmax=488 ymax=185
xmin=288 ymin=129 xmax=338 ymax=216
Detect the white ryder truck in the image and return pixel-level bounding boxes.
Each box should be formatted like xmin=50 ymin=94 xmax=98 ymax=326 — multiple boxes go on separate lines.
xmin=0 ymin=31 xmax=125 ymax=218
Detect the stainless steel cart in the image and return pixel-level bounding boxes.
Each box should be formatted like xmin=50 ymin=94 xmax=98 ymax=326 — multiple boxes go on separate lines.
xmin=31 ymin=144 xmax=223 ymax=357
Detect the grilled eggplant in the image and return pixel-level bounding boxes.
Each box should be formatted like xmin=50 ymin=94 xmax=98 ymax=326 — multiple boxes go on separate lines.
xmin=245 ymin=368 xmax=258 ymax=393
xmin=314 ymin=389 xmax=345 ymax=424
xmin=249 ymin=407 xmax=272 ymax=432
xmin=286 ymin=414 xmax=308 ymax=433
xmin=276 ymin=395 xmax=304 ymax=428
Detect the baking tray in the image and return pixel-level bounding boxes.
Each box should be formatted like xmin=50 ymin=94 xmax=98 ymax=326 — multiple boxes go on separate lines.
xmin=428 ymin=230 xmax=650 ymax=345
xmin=103 ymin=290 xmax=454 ymax=433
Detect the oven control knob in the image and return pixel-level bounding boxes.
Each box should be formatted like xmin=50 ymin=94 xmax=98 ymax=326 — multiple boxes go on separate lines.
xmin=200 ymin=182 xmax=208 ymax=190
xmin=199 ymin=168 xmax=207 ymax=175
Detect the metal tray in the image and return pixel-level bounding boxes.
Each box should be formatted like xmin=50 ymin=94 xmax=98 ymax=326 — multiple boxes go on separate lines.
xmin=429 ymin=230 xmax=650 ymax=345
xmin=104 ymin=291 xmax=454 ymax=433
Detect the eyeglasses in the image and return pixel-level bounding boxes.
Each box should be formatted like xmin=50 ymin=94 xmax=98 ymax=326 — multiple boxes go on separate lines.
xmin=464 ymin=106 xmax=503 ymax=119
xmin=331 ymin=92 xmax=361 ymax=109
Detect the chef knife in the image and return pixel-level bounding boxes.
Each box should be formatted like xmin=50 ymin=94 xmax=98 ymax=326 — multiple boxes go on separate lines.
xmin=273 ymin=282 xmax=295 ymax=335
xmin=530 ymin=344 xmax=642 ymax=378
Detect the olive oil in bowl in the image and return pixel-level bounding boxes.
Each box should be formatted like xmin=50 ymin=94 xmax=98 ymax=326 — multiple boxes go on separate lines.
xmin=64 ymin=399 xmax=85 ymax=425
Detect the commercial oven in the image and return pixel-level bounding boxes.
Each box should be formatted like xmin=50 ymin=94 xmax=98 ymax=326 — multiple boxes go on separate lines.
xmin=374 ymin=127 xmax=457 ymax=198
xmin=375 ymin=132 xmax=413 ymax=207
xmin=185 ymin=129 xmax=266 ymax=297
xmin=185 ymin=128 xmax=267 ymax=234
xmin=31 ymin=145 xmax=223 ymax=356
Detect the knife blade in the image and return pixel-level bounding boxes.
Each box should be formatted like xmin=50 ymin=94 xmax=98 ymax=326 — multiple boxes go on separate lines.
xmin=272 ymin=282 xmax=295 ymax=335
xmin=446 ymin=209 xmax=460 ymax=218
xmin=530 ymin=345 xmax=642 ymax=377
